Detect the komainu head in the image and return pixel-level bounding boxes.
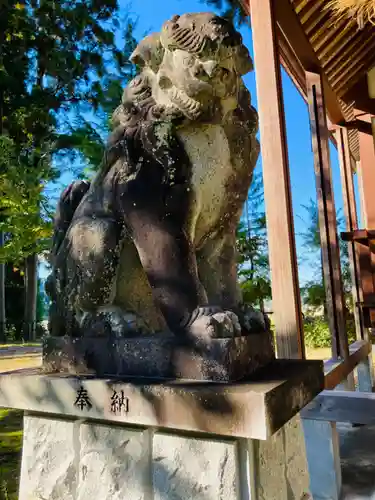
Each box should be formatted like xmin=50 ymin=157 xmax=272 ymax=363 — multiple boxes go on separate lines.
xmin=114 ymin=12 xmax=254 ymax=126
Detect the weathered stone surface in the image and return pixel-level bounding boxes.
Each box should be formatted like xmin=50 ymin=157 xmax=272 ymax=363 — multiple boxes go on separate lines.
xmin=256 ymin=416 xmax=311 ymax=500
xmin=19 ymin=411 xmax=315 ymax=500
xmin=19 ymin=416 xmax=151 ymax=500
xmin=284 ymin=417 xmax=311 ymax=498
xmin=42 ymin=331 xmax=275 ymax=381
xmin=45 ymin=11 xmax=266 ymax=346
xmin=78 ymin=424 xmax=150 ymax=500
xmin=19 ymin=414 xmax=77 ymax=500
xmin=0 ymin=360 xmax=323 ymax=440
xmin=152 ymin=433 xmax=238 ymax=500
xmin=18 ymin=412 xmax=314 ymax=500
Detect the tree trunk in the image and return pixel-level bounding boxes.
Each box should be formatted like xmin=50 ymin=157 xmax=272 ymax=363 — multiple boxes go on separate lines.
xmin=259 ymin=297 xmax=265 ymax=313
xmin=320 ymin=251 xmax=328 ymax=318
xmin=0 ymin=84 xmax=5 ymax=341
xmin=23 ymin=254 xmax=38 ymax=341
xmin=0 ymin=232 xmax=5 ymax=341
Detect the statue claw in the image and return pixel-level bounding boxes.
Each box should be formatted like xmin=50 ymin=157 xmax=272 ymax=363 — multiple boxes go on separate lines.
xmin=186 ymin=309 xmax=242 ymax=340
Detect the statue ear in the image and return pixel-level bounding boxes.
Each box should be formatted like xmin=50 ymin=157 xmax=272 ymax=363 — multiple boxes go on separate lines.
xmin=130 ymin=33 xmax=164 ymax=72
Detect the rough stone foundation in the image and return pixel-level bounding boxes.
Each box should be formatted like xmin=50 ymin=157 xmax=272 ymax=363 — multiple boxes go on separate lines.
xmin=19 ymin=413 xmax=311 ymax=500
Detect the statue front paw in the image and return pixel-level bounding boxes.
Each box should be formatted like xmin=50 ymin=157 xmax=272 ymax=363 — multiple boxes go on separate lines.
xmin=186 ymin=308 xmax=241 ymax=340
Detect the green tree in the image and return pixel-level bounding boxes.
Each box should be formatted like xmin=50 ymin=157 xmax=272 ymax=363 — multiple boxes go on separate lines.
xmin=236 ymin=173 xmax=271 ymax=311
xmin=4 ymin=263 xmax=25 ymax=339
xmin=299 ymin=199 xmax=352 ymax=314
xmin=204 ymin=0 xmax=248 ymax=25
xmin=0 ymin=0 xmax=134 ymax=338
xmin=64 ymin=20 xmax=138 ymax=178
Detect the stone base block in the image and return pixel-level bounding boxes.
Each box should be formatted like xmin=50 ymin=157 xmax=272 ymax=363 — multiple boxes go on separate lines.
xmin=19 ymin=414 xmax=239 ymax=500
xmin=0 ymin=360 xmax=324 ymax=440
xmin=19 ymin=413 xmax=311 ymax=500
xmin=42 ymin=331 xmax=275 ymax=382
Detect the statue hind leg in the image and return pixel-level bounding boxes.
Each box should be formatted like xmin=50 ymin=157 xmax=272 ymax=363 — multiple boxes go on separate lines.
xmin=56 ymin=215 xmax=150 ymax=337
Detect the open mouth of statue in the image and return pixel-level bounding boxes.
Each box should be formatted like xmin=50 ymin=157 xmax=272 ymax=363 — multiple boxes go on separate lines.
xmin=167 ymin=87 xmax=202 ymax=120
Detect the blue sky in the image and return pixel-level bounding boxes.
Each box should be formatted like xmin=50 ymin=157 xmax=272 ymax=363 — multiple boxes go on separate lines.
xmin=39 ymin=0 xmax=363 ymax=285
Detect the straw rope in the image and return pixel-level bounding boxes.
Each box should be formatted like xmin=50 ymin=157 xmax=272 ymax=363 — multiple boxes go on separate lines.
xmin=325 ymin=0 xmax=375 ymax=28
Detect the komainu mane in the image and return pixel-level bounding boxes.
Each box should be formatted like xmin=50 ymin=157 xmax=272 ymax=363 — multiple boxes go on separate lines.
xmin=46 ymin=12 xmax=269 ymax=341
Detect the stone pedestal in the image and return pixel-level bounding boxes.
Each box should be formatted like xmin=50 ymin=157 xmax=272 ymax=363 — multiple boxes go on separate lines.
xmin=20 ymin=413 xmax=312 ymax=500
xmin=42 ymin=331 xmax=275 ymax=382
xmin=0 ymin=359 xmax=323 ymax=500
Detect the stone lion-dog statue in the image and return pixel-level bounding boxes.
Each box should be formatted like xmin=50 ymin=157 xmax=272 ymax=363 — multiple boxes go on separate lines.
xmin=46 ymin=12 xmax=270 ymax=344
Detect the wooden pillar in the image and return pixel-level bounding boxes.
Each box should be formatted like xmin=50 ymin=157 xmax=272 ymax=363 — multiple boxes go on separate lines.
xmin=357 ymin=113 xmax=375 ymax=330
xmin=306 ymin=71 xmax=349 ymax=361
xmin=336 ymin=127 xmax=364 ymax=339
xmin=249 ymin=0 xmax=304 ymax=359
xmin=357 ymin=113 xmax=375 ymax=229
xmin=303 ymin=419 xmax=341 ymax=500
xmin=337 ymin=128 xmax=374 ymax=390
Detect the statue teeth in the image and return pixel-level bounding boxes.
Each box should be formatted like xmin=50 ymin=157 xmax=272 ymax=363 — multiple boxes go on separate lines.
xmin=169 ymin=87 xmax=201 ymax=118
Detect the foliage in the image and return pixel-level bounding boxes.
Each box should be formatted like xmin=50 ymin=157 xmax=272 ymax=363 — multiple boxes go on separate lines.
xmin=0 ymin=137 xmax=53 ymax=263
xmin=236 ymin=172 xmax=271 ymax=308
xmin=202 ymin=0 xmax=248 ymax=25
xmin=4 ymin=264 xmax=24 ymax=338
xmin=298 ymin=199 xmax=353 ymax=312
xmin=303 ymin=318 xmax=332 ymax=348
xmin=0 ymin=0 xmax=132 ymax=262
xmin=301 ymin=282 xmax=326 ymax=311
xmin=1 ymin=0 xmax=126 ymax=146
xmin=303 ymin=317 xmax=356 ymax=348
xmin=298 ymin=199 xmax=359 ymax=350
xmin=65 ymin=19 xmax=138 ymax=177
xmin=0 ymin=410 xmax=23 ymax=500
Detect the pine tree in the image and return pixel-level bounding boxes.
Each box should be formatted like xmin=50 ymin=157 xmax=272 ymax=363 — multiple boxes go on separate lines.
xmin=236 ymin=173 xmax=271 ymax=311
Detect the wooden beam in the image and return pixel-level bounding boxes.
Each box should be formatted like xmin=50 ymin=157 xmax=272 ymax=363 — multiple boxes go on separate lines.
xmin=243 ymin=0 xmax=358 ymax=163
xmin=271 ymin=0 xmax=345 ymax=125
xmin=338 ymin=119 xmax=373 ymax=136
xmin=306 ymin=71 xmax=349 ymax=360
xmin=356 ymin=112 xmax=375 ymax=228
xmin=249 ymin=0 xmax=304 ymax=359
xmin=301 ymin=389 xmax=375 ymax=424
xmin=341 ymin=229 xmax=375 ymax=244
xmin=323 ymin=340 xmax=371 ymax=389
xmin=277 ymin=29 xmax=341 ymax=153
xmin=336 ymin=127 xmax=365 ymax=339
xmin=355 ymin=112 xmax=375 ymax=329
xmin=277 ymin=28 xmax=307 ymax=99
xmin=343 ymin=77 xmax=375 ymax=117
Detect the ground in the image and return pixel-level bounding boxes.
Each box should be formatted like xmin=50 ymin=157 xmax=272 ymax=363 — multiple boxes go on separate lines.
xmin=0 ymin=410 xmax=23 ymax=500
xmin=0 ymin=350 xmax=41 ymax=499
xmin=306 ymin=346 xmax=331 ymax=360
xmin=339 ymin=422 xmax=375 ymax=499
